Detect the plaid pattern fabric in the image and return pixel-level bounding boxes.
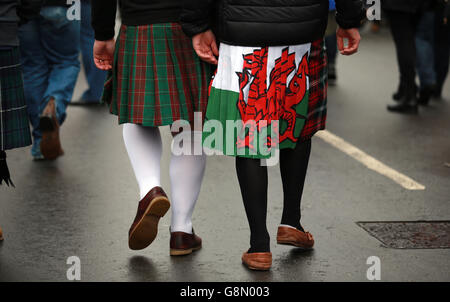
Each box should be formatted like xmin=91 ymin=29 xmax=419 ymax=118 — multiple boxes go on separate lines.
xmin=103 ymin=23 xmax=213 ymax=126
xmin=300 ymin=39 xmax=328 ymax=142
xmin=0 ymin=47 xmax=32 ymax=151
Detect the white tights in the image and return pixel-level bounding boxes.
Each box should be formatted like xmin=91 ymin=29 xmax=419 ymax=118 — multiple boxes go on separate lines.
xmin=122 ymin=123 xmax=206 ymax=234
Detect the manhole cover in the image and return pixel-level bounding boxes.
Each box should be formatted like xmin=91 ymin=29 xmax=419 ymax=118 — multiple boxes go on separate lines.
xmin=357 ymin=221 xmax=450 ymax=249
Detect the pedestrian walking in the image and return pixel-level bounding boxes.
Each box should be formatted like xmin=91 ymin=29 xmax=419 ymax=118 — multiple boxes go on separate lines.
xmin=72 ymin=0 xmax=107 ymax=105
xmin=18 ymin=0 xmax=80 ymax=160
xmin=415 ymin=0 xmax=438 ymax=106
xmin=383 ymin=0 xmax=433 ymax=113
xmin=92 ymin=0 xmax=213 ymax=255
xmin=182 ymin=0 xmax=365 ymax=271
xmin=0 ymin=0 xmax=42 ymax=241
xmin=434 ymin=0 xmax=450 ymax=99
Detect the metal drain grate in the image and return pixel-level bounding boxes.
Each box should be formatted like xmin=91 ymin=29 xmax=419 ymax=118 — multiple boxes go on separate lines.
xmin=357 ymin=221 xmax=450 ymax=249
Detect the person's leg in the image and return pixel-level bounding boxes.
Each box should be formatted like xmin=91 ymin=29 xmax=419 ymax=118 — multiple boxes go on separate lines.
xmin=39 ymin=6 xmax=81 ymax=125
xmin=415 ymin=11 xmax=436 ymax=104
xmin=235 ymin=157 xmax=270 ymax=253
xmin=279 ymin=139 xmax=312 ymax=232
xmin=79 ymin=0 xmax=107 ymax=102
xmin=122 ymin=124 xmax=162 ymax=200
xmin=169 ymin=131 xmax=206 ymax=234
xmin=18 ymin=18 xmax=49 ymax=159
xmin=386 ymin=10 xmax=418 ymax=113
xmin=434 ymin=11 xmax=450 ymax=98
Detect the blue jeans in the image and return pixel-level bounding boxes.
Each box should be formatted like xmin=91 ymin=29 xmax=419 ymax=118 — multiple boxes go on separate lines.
xmin=80 ymin=0 xmax=107 ymax=101
xmin=19 ymin=6 xmax=80 ymax=157
xmin=415 ymin=11 xmax=436 ymax=89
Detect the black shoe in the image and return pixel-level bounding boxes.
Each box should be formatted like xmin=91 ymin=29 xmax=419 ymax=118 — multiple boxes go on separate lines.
xmin=392 ymin=82 xmax=418 ymax=102
xmin=418 ymin=85 xmax=436 ymax=106
xmin=387 ymin=100 xmax=418 ymax=114
xmin=387 ymin=89 xmax=419 ymax=114
xmin=432 ymin=85 xmax=443 ymax=100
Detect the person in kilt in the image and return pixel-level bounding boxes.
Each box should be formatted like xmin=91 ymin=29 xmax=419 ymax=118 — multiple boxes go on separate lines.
xmin=92 ymin=0 xmax=213 ymax=255
xmin=182 ymin=0 xmax=365 ymax=270
xmin=0 ymin=0 xmax=42 ymax=241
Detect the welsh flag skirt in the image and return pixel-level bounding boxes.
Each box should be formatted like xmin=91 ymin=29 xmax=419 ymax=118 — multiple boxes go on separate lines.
xmin=203 ymin=40 xmax=327 ymax=159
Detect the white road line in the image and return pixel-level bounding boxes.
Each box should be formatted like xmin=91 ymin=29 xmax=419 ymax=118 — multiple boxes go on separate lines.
xmin=316 ymin=130 xmax=426 ymax=191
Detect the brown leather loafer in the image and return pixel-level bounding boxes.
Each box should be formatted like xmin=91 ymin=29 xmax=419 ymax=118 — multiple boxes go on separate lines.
xmin=128 ymin=186 xmax=170 ymax=250
xmin=277 ymin=226 xmax=314 ymax=249
xmin=242 ymin=252 xmax=272 ymax=271
xmin=0 ymin=226 xmax=3 ymax=241
xmin=170 ymin=230 xmax=202 ymax=256
xmin=39 ymin=97 xmax=64 ymax=160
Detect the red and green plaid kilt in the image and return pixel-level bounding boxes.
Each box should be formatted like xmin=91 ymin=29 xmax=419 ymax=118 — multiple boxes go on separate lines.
xmin=103 ymin=23 xmax=213 ymax=126
xmin=0 ymin=47 xmax=32 ymax=151
xmin=300 ymin=39 xmax=328 ymax=142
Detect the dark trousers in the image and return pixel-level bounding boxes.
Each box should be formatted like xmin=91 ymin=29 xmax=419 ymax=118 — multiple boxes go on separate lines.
xmin=386 ymin=10 xmax=418 ymax=93
xmin=434 ymin=11 xmax=450 ymax=93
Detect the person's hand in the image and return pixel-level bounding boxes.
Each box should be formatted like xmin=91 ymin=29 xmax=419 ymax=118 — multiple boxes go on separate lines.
xmin=336 ymin=27 xmax=360 ymax=56
xmin=94 ymin=39 xmax=115 ymax=70
xmin=192 ymin=30 xmax=219 ymax=65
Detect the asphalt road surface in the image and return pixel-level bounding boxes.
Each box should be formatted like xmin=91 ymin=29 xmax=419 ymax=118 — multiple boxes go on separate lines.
xmin=1 ymin=26 xmax=449 ymax=282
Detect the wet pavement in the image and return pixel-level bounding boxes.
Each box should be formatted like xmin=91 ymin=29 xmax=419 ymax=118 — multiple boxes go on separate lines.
xmin=1 ymin=27 xmax=449 ymax=282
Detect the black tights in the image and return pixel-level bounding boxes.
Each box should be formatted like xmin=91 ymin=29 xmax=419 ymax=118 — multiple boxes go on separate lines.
xmin=235 ymin=139 xmax=312 ymax=253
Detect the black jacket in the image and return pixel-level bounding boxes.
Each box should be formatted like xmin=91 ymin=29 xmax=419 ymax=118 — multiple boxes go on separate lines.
xmin=44 ymin=0 xmax=69 ymax=6
xmin=92 ymin=0 xmax=183 ymax=41
xmin=181 ymin=0 xmax=365 ymax=47
xmin=0 ymin=0 xmax=42 ymax=47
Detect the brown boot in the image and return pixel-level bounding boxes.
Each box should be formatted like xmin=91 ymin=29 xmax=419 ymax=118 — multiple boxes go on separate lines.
xmin=242 ymin=252 xmax=272 ymax=271
xmin=277 ymin=226 xmax=314 ymax=249
xmin=0 ymin=226 xmax=4 ymax=241
xmin=128 ymin=187 xmax=170 ymax=250
xmin=39 ymin=97 xmax=64 ymax=160
xmin=170 ymin=230 xmax=202 ymax=256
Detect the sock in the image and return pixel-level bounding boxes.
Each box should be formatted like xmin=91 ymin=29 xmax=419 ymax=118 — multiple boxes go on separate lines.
xmin=169 ymin=131 xmax=206 ymax=234
xmin=279 ymin=139 xmax=312 ymax=232
xmin=122 ymin=123 xmax=162 ymax=200
xmin=235 ymin=157 xmax=270 ymax=253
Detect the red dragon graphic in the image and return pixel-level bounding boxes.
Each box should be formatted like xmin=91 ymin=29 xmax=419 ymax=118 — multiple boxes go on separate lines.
xmin=236 ymin=47 xmax=309 ymax=150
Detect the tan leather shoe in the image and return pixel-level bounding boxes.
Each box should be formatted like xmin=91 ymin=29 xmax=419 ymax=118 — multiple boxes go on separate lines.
xmin=170 ymin=230 xmax=202 ymax=256
xmin=0 ymin=226 xmax=4 ymax=241
xmin=277 ymin=226 xmax=314 ymax=249
xmin=39 ymin=97 xmax=64 ymax=160
xmin=242 ymin=252 xmax=272 ymax=271
xmin=128 ymin=187 xmax=170 ymax=250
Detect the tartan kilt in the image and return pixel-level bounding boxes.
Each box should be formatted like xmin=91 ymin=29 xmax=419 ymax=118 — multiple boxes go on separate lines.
xmin=299 ymin=39 xmax=328 ymax=142
xmin=0 ymin=47 xmax=32 ymax=151
xmin=102 ymin=23 xmax=213 ymax=126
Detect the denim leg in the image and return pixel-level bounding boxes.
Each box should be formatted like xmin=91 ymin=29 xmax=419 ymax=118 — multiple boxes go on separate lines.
xmin=39 ymin=6 xmax=81 ymax=125
xmin=434 ymin=13 xmax=450 ymax=92
xmin=80 ymin=0 xmax=107 ymax=101
xmin=415 ymin=11 xmax=437 ymax=89
xmin=18 ymin=19 xmax=49 ymax=157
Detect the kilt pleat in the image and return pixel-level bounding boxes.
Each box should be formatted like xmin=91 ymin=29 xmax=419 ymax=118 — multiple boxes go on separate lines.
xmin=104 ymin=23 xmax=213 ymax=127
xmin=300 ymin=39 xmax=328 ymax=142
xmin=0 ymin=47 xmax=32 ymax=151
